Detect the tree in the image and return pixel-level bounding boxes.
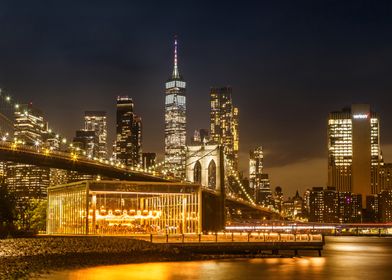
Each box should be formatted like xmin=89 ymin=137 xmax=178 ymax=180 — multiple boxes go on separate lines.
xmin=0 ymin=183 xmax=16 ymax=236
xmin=16 ymin=199 xmax=47 ymax=233
xmin=29 ymin=199 xmax=47 ymax=232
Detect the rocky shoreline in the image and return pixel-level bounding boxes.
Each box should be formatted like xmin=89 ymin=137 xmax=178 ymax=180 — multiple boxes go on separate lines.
xmin=0 ymin=237 xmax=184 ymax=279
xmin=0 ymin=236 xmax=282 ymax=279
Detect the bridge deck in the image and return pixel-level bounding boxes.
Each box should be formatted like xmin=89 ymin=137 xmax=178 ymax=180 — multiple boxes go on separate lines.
xmin=0 ymin=142 xmax=169 ymax=182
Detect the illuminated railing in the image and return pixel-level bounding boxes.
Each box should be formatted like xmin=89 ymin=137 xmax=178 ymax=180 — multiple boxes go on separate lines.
xmin=225 ymin=225 xmax=336 ymax=231
xmin=128 ymin=232 xmax=323 ymax=243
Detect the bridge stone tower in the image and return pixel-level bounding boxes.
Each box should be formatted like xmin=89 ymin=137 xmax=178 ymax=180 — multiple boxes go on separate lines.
xmin=186 ymin=144 xmax=222 ymax=191
xmin=186 ymin=144 xmax=225 ymax=231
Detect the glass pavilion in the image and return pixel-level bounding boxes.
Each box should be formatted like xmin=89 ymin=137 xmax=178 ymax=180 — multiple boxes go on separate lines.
xmin=47 ymin=180 xmax=201 ymax=235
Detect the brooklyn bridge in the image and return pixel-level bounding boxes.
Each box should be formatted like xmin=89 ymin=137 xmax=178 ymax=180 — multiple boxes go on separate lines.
xmin=0 ymin=92 xmax=278 ymax=235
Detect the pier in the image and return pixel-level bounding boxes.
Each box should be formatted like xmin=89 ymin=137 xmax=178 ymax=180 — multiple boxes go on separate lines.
xmin=130 ymin=232 xmax=325 ymax=256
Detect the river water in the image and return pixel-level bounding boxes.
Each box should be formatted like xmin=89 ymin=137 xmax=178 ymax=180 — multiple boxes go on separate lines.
xmin=46 ymin=236 xmax=392 ymax=279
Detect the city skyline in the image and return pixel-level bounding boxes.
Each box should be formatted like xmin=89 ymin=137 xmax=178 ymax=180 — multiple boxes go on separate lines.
xmin=2 ymin=2 xmax=392 ymax=279
xmin=1 ymin=1 xmax=391 ymax=195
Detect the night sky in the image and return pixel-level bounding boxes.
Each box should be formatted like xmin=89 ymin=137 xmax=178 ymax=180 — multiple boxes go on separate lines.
xmin=1 ymin=1 xmax=391 ymax=196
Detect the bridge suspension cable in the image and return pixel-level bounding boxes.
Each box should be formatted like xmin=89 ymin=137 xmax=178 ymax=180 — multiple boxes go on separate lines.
xmin=149 ymin=146 xmax=210 ymax=173
xmin=226 ymin=160 xmax=256 ymax=206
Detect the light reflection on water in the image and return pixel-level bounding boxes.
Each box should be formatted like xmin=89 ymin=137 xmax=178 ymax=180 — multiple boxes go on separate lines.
xmin=46 ymin=237 xmax=392 ymax=280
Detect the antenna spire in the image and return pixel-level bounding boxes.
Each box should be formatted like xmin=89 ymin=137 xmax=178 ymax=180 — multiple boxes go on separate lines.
xmin=172 ymin=36 xmax=180 ymax=79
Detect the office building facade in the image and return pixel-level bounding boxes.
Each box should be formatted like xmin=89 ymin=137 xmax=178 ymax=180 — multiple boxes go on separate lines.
xmin=192 ymin=129 xmax=210 ymax=145
xmin=84 ymin=111 xmax=107 ymax=159
xmin=5 ymin=104 xmax=49 ymax=203
xmin=116 ymin=96 xmax=142 ymax=167
xmin=73 ymin=129 xmax=97 ymax=158
xmin=210 ymin=86 xmax=239 ymax=170
xmin=378 ymin=163 xmax=392 ymax=191
xmin=375 ymin=190 xmax=392 ymax=222
xmin=249 ymin=146 xmax=272 ymax=206
xmin=308 ymin=186 xmax=362 ymax=223
xmin=328 ymin=104 xmax=381 ymax=206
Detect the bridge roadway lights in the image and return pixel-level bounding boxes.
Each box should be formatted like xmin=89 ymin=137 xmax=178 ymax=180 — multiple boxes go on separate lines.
xmin=0 ymin=144 xmax=170 ymax=182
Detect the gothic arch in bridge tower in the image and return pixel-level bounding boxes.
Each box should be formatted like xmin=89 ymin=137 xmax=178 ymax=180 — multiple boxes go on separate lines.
xmin=208 ymin=160 xmax=216 ymax=190
xmin=186 ymin=144 xmax=222 ymax=192
xmin=193 ymin=161 xmax=202 ymax=184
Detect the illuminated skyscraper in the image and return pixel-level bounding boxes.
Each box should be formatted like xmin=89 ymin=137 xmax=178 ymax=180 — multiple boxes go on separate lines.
xmin=378 ymin=163 xmax=392 ymax=191
xmin=192 ymin=129 xmax=210 ymax=144
xmin=328 ymin=104 xmax=381 ymax=206
xmin=14 ymin=104 xmax=45 ymax=145
xmin=249 ymin=147 xmax=263 ymax=182
xmin=73 ymin=129 xmax=97 ymax=158
xmin=210 ymin=86 xmax=239 ymax=170
xmin=116 ymin=96 xmax=142 ymax=167
xmin=164 ymin=38 xmax=186 ymax=178
xmin=6 ymin=103 xmax=49 ymax=203
xmin=84 ymin=111 xmax=107 ymax=159
xmin=249 ymin=146 xmax=271 ymax=206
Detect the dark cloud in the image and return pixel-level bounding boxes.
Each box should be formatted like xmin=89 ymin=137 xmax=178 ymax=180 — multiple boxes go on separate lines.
xmin=0 ymin=0 xmax=391 ymax=193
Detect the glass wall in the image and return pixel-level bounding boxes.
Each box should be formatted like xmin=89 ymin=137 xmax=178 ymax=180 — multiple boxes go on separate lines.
xmin=47 ymin=182 xmax=87 ymax=234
